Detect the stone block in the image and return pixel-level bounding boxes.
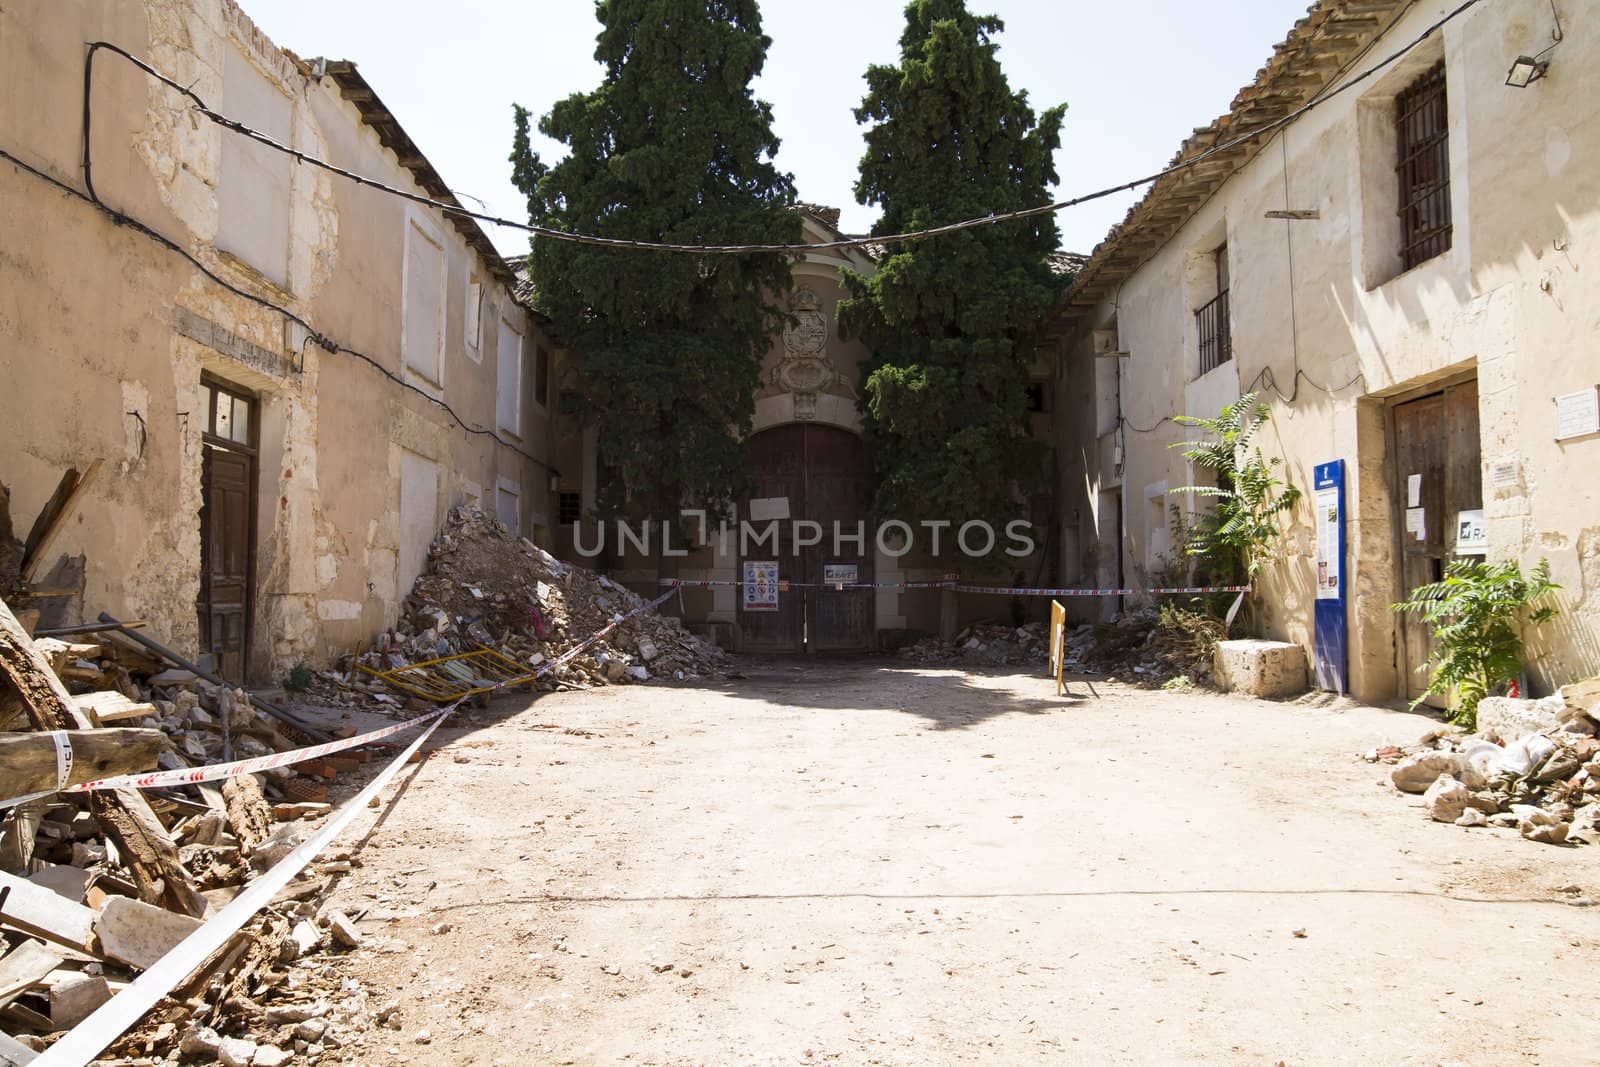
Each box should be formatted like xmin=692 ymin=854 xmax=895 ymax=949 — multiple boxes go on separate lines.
xmin=1476 ymin=694 xmax=1563 ymax=739
xmin=92 ymin=896 xmax=204 ymax=970
xmin=1212 ymin=639 xmax=1308 ymax=698
xmin=49 ymin=972 xmax=111 ymax=1028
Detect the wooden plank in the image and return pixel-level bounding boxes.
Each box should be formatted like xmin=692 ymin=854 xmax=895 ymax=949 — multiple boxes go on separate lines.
xmin=0 ymin=1028 xmax=39 ymax=1066
xmin=0 ymin=940 xmax=64 ymax=1010
xmin=0 ymin=728 xmax=166 ymax=796
xmin=20 ymin=461 xmax=101 ymax=584
xmin=68 ymin=691 xmax=156 ymax=723
xmin=0 ymin=872 xmax=96 ymax=954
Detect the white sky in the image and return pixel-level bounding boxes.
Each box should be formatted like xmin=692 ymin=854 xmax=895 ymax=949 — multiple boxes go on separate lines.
xmin=241 ymin=0 xmax=1310 ymax=257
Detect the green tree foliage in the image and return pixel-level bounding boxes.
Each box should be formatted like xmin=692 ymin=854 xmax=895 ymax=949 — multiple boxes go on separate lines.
xmin=1392 ymin=558 xmax=1560 ymax=729
xmin=509 ymin=0 xmax=800 ymax=520
xmin=838 ymin=0 xmax=1066 ymax=546
xmin=1170 ymin=392 xmax=1301 ymax=582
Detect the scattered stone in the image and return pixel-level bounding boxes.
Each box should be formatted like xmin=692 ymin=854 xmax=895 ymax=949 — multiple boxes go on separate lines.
xmin=430 ymin=922 xmax=452 ymax=936
xmin=1423 ymin=774 xmax=1471 ymax=823
xmin=1392 ymin=752 xmax=1465 ymax=795
xmin=1455 ymin=807 xmax=1488 ymax=827
xmin=325 ymin=910 xmax=362 ymax=948
xmin=251 ymin=1045 xmax=291 ymax=1067
xmin=294 ymin=1018 xmax=328 ymax=1042
xmin=180 ymin=1025 xmax=224 ymax=1058
xmin=1519 ymin=808 xmax=1570 ymax=845
xmin=414 ymin=1030 xmax=432 ymax=1045
xmin=216 ymin=1037 xmax=258 ymax=1067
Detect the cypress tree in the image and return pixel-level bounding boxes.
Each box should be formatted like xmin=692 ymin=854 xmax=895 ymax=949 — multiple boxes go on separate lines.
xmin=510 ymin=0 xmax=799 ymax=522
xmin=839 ymin=0 xmax=1065 ymax=549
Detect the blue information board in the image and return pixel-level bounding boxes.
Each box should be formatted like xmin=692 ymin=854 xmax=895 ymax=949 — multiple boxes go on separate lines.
xmin=1312 ymin=460 xmax=1347 ymax=694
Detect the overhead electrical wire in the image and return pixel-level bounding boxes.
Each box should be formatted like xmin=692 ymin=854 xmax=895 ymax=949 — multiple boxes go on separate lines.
xmin=0 ymin=0 xmax=1484 ymax=464
xmin=82 ymin=0 xmax=1480 ymax=258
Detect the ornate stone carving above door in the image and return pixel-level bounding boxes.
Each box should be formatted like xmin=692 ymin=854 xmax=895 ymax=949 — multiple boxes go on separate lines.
xmin=773 ymin=286 xmax=845 ymax=397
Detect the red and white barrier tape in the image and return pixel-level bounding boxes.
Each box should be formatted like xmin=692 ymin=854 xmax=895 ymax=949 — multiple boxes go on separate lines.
xmin=0 ymin=587 xmax=678 ymax=811
xmin=658 ymin=577 xmax=1249 ymax=597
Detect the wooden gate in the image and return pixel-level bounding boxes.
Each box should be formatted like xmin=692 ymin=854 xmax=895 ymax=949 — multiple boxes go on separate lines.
xmin=736 ymin=424 xmax=873 ymax=653
xmin=1392 ymin=379 xmax=1481 ymax=705
xmin=198 ymin=379 xmax=257 ymax=682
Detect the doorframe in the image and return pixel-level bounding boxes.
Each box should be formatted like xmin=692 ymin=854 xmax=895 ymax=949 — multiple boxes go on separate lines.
xmin=199 ymin=373 xmax=261 ymax=683
xmin=1383 ymin=367 xmax=1478 ymax=701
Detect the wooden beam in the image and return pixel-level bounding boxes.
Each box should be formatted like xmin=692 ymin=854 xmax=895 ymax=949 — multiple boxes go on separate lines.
xmin=88 ymin=790 xmax=206 ymax=919
xmin=0 ymin=595 xmax=88 ymax=731
xmin=20 ymin=462 xmax=100 ymax=585
xmin=0 ymin=729 xmax=166 ymax=797
xmin=69 ymin=691 xmax=156 ymax=724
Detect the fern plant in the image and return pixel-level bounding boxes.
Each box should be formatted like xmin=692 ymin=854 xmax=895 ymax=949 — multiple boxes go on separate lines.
xmin=1391 ymin=558 xmax=1560 ymax=729
xmin=1170 ymin=392 xmax=1301 ymax=582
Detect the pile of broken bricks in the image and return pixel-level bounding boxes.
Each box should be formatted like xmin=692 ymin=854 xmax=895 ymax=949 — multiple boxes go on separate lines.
xmin=0 ymin=596 xmax=398 ymax=1063
xmin=1373 ymin=677 xmax=1600 ymax=846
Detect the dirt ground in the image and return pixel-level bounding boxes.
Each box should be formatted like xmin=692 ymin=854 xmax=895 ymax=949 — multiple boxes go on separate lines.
xmin=309 ymin=660 xmax=1600 ymax=1066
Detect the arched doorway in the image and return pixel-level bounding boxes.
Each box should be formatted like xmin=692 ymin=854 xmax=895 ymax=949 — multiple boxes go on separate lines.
xmin=736 ymin=424 xmax=874 ymax=653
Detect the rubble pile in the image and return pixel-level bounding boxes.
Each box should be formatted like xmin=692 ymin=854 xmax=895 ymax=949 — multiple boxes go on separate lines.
xmin=1371 ymin=678 xmax=1600 ymax=846
xmin=0 ymin=599 xmax=391 ymax=1061
xmin=899 ymin=608 xmax=1223 ymax=685
xmin=899 ymin=621 xmax=1051 ymax=667
xmin=307 ymin=506 xmax=726 ymax=710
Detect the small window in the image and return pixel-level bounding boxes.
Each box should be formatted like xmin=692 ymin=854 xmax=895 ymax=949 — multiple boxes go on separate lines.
xmin=535 ymin=346 xmax=550 ymax=408
xmin=496 ymin=317 xmax=523 ymax=436
xmin=1396 ymin=62 xmax=1451 ymax=270
xmin=1024 ymin=381 xmax=1046 ymax=413
xmin=1195 ymin=244 xmax=1231 ymax=375
xmin=558 ymin=491 xmax=582 ymax=525
xmin=465 ymin=281 xmax=483 ymax=354
xmin=403 ymin=219 xmax=446 ymax=384
xmin=203 ymin=379 xmax=255 ymax=448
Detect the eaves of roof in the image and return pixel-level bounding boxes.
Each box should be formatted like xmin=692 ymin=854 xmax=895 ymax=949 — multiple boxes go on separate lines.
xmin=1050 ymin=0 xmax=1410 ymax=330
xmin=317 ymin=59 xmax=522 ymax=296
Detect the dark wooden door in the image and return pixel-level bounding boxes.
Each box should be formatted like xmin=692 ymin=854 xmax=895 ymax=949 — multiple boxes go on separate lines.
xmin=804 ymin=427 xmax=873 ymax=651
xmin=199 ymin=446 xmax=252 ymax=682
xmin=736 ymin=424 xmax=874 ymax=653
xmin=737 ymin=427 xmax=806 ymax=653
xmin=1392 ymin=380 xmax=1481 ymax=705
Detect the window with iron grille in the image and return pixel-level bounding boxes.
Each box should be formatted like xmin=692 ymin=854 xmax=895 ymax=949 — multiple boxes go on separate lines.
xmin=558 ymin=491 xmax=582 ymax=525
xmin=1195 ymin=244 xmax=1231 ymax=376
xmin=1396 ymin=62 xmax=1451 ymax=270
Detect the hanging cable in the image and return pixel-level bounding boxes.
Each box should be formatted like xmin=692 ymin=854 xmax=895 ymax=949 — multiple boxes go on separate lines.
xmin=81 ymin=0 xmax=1482 ymax=257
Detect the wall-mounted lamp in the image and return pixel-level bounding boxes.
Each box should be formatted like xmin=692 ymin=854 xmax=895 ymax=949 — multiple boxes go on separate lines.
xmin=1506 ymin=0 xmax=1563 ymax=87
xmin=1504 ymin=55 xmax=1549 ymax=87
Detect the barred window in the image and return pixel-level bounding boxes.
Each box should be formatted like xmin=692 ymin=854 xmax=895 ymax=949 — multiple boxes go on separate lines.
xmin=558 ymin=491 xmax=582 ymax=525
xmin=1396 ymin=62 xmax=1451 ymax=270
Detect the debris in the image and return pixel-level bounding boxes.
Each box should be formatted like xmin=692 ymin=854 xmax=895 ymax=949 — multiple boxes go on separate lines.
xmin=91 ymin=896 xmax=204 ymax=971
xmin=310 ymin=506 xmax=726 ymax=709
xmin=325 ymin=909 xmax=362 ymax=948
xmin=1391 ymin=752 xmax=1467 ymax=795
xmin=1423 ymin=775 xmax=1472 ymax=822
xmin=1519 ymin=808 xmax=1570 ymax=845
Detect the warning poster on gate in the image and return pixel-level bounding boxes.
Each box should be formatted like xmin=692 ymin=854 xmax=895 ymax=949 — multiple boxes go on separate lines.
xmin=743 ymin=560 xmax=779 ymax=611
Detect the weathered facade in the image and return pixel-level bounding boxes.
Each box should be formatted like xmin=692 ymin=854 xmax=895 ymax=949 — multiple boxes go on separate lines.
xmin=1 ymin=0 xmax=560 ymax=682
xmin=1046 ymin=0 xmax=1599 ymax=700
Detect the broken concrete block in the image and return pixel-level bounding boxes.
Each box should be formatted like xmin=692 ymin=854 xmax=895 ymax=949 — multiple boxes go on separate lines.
xmin=1422 ymin=774 xmax=1471 ymax=822
xmin=93 ymin=895 xmax=204 ymax=970
xmin=1477 ymin=694 xmax=1563 ymax=739
xmin=636 ymin=638 xmax=659 ymax=662
xmin=1391 ymin=751 xmax=1465 ymax=794
xmin=1518 ymin=808 xmax=1570 ymax=844
xmin=251 ymin=1044 xmax=291 ymax=1066
xmin=49 ymin=972 xmax=111 ymax=1028
xmin=1211 ymin=640 xmax=1307 ymax=698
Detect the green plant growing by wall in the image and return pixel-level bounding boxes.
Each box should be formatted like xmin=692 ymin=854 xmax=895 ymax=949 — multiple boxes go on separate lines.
xmin=1170 ymin=391 xmax=1301 ymax=583
xmin=1391 ymin=558 xmax=1560 ymax=729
